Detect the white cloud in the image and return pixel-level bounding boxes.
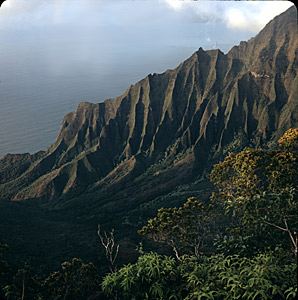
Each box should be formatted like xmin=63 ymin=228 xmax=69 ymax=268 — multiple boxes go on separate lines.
xmin=158 ymin=0 xmax=294 ymax=32
xmin=160 ymin=0 xmax=185 ymax=11
xmin=1 ymin=0 xmax=46 ymax=14
xmin=0 ymin=0 xmax=52 ymax=28
xmin=0 ymin=0 xmax=294 ymax=33
xmin=223 ymin=1 xmax=294 ymax=32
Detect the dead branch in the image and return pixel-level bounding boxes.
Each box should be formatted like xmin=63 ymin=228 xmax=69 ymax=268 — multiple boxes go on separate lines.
xmin=98 ymin=225 xmax=120 ymax=273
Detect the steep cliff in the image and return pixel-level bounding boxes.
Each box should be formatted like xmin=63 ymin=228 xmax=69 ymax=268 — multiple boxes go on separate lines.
xmin=0 ymin=6 xmax=297 ymax=204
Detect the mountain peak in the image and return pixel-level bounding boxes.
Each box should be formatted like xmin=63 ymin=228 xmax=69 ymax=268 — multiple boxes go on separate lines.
xmin=0 ymin=7 xmax=297 ymax=204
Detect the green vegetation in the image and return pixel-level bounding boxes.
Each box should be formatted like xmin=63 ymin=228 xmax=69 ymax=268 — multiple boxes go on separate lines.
xmin=102 ymin=251 xmax=296 ymax=300
xmin=0 ymin=6 xmax=297 ymax=298
xmin=2 ymin=259 xmax=102 ymax=300
xmin=0 ymin=128 xmax=297 ymax=299
xmin=101 ymin=128 xmax=298 ymax=299
xmin=209 ymin=128 xmax=298 ymax=254
xmin=138 ymin=197 xmax=219 ymax=259
xmin=0 ymin=243 xmax=11 ymax=296
xmin=0 ymin=7 xmax=297 ymax=282
xmin=40 ymin=258 xmax=101 ymax=300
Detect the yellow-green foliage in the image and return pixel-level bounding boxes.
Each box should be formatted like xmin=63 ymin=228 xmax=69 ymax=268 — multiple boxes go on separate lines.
xmin=278 ymin=128 xmax=298 ymax=151
xmin=209 ymin=128 xmax=298 ymax=204
xmin=138 ymin=197 xmax=217 ymax=258
xmin=209 ymin=129 xmax=298 ymax=252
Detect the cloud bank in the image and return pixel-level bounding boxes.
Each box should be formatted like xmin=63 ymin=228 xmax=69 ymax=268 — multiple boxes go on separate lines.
xmin=0 ymin=0 xmax=294 ymax=32
xmin=160 ymin=0 xmax=294 ymax=32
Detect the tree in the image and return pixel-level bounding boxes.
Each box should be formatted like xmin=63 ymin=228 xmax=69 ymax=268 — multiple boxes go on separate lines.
xmin=98 ymin=225 xmax=120 ymax=273
xmin=138 ymin=197 xmax=219 ymax=260
xmin=3 ymin=263 xmax=42 ymax=300
xmin=41 ymin=258 xmax=102 ymax=300
xmin=209 ymin=129 xmax=298 ymax=236
xmin=209 ymin=129 xmax=298 ymax=285
xmin=209 ymin=128 xmax=298 ymax=205
xmin=0 ymin=243 xmax=11 ymax=299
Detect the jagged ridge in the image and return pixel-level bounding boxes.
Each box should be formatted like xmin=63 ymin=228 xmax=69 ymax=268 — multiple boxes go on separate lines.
xmin=0 ymin=6 xmax=297 ymax=204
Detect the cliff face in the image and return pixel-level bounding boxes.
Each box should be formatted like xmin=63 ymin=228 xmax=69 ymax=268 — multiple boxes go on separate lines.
xmin=0 ymin=6 xmax=297 ymax=204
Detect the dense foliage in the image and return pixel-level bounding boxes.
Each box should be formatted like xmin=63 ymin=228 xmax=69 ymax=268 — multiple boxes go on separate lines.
xmin=209 ymin=128 xmax=298 ymax=201
xmin=0 ymin=243 xmax=11 ymax=298
xmin=101 ymin=129 xmax=298 ymax=300
xmin=40 ymin=258 xmax=101 ymax=300
xmin=209 ymin=128 xmax=298 ymax=254
xmin=102 ymin=252 xmax=179 ymax=300
xmin=138 ymin=197 xmax=219 ymax=259
xmin=1 ymin=259 xmax=103 ymax=300
xmin=1 ymin=129 xmax=297 ymax=299
xmin=102 ymin=250 xmax=296 ymax=300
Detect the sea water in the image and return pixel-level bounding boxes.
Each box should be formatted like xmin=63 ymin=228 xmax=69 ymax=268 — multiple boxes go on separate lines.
xmin=0 ymin=23 xmax=254 ymax=158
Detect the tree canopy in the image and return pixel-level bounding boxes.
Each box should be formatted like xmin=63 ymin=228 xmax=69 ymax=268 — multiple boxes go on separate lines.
xmin=138 ymin=197 xmax=219 ymax=259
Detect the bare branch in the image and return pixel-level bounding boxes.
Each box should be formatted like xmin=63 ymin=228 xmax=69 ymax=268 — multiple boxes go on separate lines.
xmin=98 ymin=224 xmax=120 ymax=273
xmin=263 ymin=219 xmax=297 ymax=257
xmin=263 ymin=220 xmax=288 ymax=232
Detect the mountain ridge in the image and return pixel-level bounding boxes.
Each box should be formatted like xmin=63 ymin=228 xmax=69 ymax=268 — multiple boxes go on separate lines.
xmin=0 ymin=6 xmax=297 ymax=206
xmin=0 ymin=6 xmax=297 ymax=270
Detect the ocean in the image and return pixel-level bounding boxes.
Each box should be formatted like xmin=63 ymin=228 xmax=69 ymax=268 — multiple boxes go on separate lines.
xmin=0 ymin=22 xmax=255 ymax=158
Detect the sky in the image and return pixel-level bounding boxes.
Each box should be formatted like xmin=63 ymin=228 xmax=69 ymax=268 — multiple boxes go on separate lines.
xmin=0 ymin=0 xmax=294 ymax=31
xmin=0 ymin=0 xmax=294 ymax=41
xmin=0 ymin=1 xmax=294 ymax=73
xmin=0 ymin=0 xmax=294 ymax=81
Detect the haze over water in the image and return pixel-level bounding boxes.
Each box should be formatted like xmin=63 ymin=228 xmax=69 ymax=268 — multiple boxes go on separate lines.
xmin=0 ymin=0 xmax=293 ymax=158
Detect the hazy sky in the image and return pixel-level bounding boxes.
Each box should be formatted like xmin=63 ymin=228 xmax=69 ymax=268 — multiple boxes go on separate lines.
xmin=0 ymin=0 xmax=294 ymax=32
xmin=0 ymin=0 xmax=294 ymax=76
xmin=0 ymin=1 xmax=294 ymax=41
